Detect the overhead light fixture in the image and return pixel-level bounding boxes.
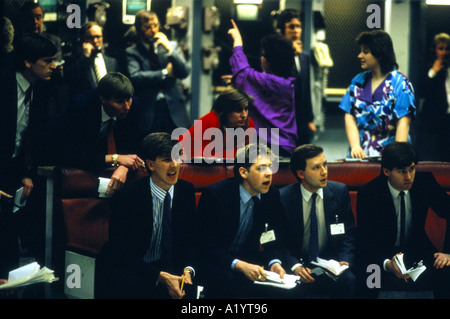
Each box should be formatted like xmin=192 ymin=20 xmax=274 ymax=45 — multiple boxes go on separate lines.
xmin=426 ymin=0 xmax=450 ymax=5
xmin=234 ymin=0 xmax=263 ymax=4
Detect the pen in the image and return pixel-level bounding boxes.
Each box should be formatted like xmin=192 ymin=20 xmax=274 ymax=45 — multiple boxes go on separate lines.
xmin=180 ymin=273 xmax=186 ymax=292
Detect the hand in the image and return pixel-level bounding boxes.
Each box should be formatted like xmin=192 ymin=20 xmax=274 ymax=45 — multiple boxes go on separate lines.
xmin=155 ymin=32 xmax=172 ymax=52
xmin=235 ymin=261 xmax=267 ymax=281
xmin=165 ymin=62 xmax=173 ymax=77
xmin=82 ymin=41 xmax=96 ymax=58
xmin=308 ymin=122 xmax=317 ymax=132
xmin=294 ymin=265 xmax=315 ymax=283
xmin=118 ymin=154 xmax=144 ymax=171
xmin=293 ymin=40 xmax=303 ymax=55
xmin=433 ymin=253 xmax=450 ymax=269
xmin=386 ymin=254 xmax=410 ymax=281
xmin=158 ymin=271 xmax=186 ymax=299
xmin=221 ymin=75 xmax=232 ymax=85
xmin=228 ymin=19 xmax=243 ymax=48
xmin=0 ymin=190 xmax=13 ymax=199
xmin=431 ymin=56 xmax=446 ymax=74
xmin=107 ymin=165 xmax=129 ymax=195
xmin=350 ymin=145 xmax=367 ymax=160
xmin=21 ymin=177 xmax=33 ymax=203
xmin=270 ymin=262 xmax=285 ymax=279
xmin=339 ymin=261 xmax=349 ymax=267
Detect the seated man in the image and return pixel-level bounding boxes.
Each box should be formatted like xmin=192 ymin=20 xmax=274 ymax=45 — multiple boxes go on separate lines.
xmin=95 ymin=132 xmax=198 ymax=299
xmin=196 ymin=144 xmax=287 ymax=298
xmin=280 ymin=144 xmax=357 ymax=298
xmin=356 ymin=142 xmax=450 ymax=298
xmin=58 ymin=72 xmax=145 ymax=195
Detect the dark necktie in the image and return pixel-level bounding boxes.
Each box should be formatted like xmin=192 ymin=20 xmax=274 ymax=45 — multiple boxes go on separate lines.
xmin=309 ymin=193 xmax=319 ymax=263
xmin=149 ymin=45 xmax=162 ymax=70
xmin=399 ymin=191 xmax=406 ymax=248
xmin=106 ymin=119 xmax=116 ymax=154
xmin=160 ymin=191 xmax=172 ymax=267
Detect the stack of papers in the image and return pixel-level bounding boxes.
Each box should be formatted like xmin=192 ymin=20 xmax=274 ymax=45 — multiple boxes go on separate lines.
xmin=311 ymin=257 xmax=349 ymax=281
xmin=254 ymin=271 xmax=300 ymax=289
xmin=98 ymin=177 xmax=112 ymax=198
xmin=0 ymin=262 xmax=58 ymax=290
xmin=394 ymin=253 xmax=426 ymax=282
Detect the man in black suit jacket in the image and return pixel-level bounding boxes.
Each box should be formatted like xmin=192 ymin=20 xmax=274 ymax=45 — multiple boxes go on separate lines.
xmin=278 ymin=9 xmax=316 ymax=145
xmin=0 ymin=34 xmax=57 ymax=278
xmin=280 ymin=144 xmax=356 ymax=298
xmin=197 ymin=144 xmax=288 ymax=298
xmin=64 ymin=21 xmax=119 ymax=97
xmin=126 ymin=10 xmax=191 ymax=135
xmin=356 ymin=142 xmax=450 ymax=298
xmin=95 ymin=132 xmax=197 ymax=299
xmin=55 ymin=72 xmax=145 ymax=195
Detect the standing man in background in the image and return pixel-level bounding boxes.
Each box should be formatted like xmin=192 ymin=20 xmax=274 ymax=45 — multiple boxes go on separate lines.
xmin=126 ymin=10 xmax=191 ymax=135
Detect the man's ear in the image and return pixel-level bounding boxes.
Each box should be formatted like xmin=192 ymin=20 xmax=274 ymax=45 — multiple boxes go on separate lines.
xmin=146 ymin=159 xmax=154 ymax=172
xmin=296 ymin=170 xmax=304 ymax=180
xmin=382 ymin=168 xmax=391 ymax=177
xmin=24 ymin=60 xmax=32 ymax=69
xmin=239 ymin=167 xmax=248 ymax=180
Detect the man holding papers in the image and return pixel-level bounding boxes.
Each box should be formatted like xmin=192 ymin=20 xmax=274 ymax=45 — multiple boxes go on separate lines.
xmin=95 ymin=133 xmax=198 ymax=299
xmin=280 ymin=144 xmax=357 ymax=298
xmin=356 ymin=142 xmax=450 ymax=298
xmin=197 ymin=144 xmax=288 ymax=298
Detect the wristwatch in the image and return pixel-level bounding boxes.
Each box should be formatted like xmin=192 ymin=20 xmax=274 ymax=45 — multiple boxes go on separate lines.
xmin=112 ymin=154 xmax=119 ymax=167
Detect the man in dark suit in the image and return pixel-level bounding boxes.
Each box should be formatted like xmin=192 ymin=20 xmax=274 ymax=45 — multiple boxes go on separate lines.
xmin=279 ymin=144 xmax=356 ymax=298
xmin=58 ymin=72 xmax=145 ymax=195
xmin=64 ymin=21 xmax=119 ymax=97
xmin=126 ymin=10 xmax=191 ymax=135
xmin=95 ymin=132 xmax=198 ymax=299
xmin=356 ymin=142 xmax=450 ymax=298
xmin=278 ymin=9 xmax=316 ymax=145
xmin=197 ymin=144 xmax=288 ymax=298
xmin=0 ymin=34 xmax=57 ymax=278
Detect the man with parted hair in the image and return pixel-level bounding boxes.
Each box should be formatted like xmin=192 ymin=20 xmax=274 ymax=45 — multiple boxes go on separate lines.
xmin=196 ymin=144 xmax=287 ymax=298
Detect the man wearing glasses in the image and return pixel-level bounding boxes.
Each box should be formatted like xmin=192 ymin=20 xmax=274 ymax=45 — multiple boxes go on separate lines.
xmin=126 ymin=10 xmax=191 ymax=136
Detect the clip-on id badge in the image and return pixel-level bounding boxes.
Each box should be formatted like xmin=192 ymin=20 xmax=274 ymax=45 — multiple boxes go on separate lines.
xmin=260 ymin=223 xmax=276 ymax=244
xmin=330 ymin=214 xmax=345 ymax=235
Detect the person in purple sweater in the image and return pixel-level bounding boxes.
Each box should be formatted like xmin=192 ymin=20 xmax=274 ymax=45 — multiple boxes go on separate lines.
xmin=227 ymin=19 xmax=297 ymax=157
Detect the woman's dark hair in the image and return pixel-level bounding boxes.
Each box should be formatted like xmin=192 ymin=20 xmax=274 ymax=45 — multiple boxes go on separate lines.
xmin=289 ymin=144 xmax=323 ymax=181
xmin=260 ymin=32 xmax=295 ymax=78
xmin=356 ymin=30 xmax=398 ymax=74
xmin=13 ymin=33 xmax=57 ymax=71
xmin=212 ymin=86 xmax=254 ymax=129
xmin=97 ymin=72 xmax=134 ymax=100
xmin=381 ymin=142 xmax=418 ymax=171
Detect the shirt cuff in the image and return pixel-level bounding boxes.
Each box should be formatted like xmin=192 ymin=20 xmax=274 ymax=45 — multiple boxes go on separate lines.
xmin=428 ymin=68 xmax=436 ymax=78
xmin=268 ymin=259 xmax=282 ymax=267
xmin=184 ymin=266 xmax=195 ymax=278
xmin=231 ymin=259 xmax=240 ymax=270
xmin=383 ymin=259 xmax=390 ymax=271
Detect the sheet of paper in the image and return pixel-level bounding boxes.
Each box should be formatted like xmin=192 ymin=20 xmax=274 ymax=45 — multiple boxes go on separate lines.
xmin=98 ymin=177 xmax=112 ymax=198
xmin=13 ymin=187 xmax=26 ymax=213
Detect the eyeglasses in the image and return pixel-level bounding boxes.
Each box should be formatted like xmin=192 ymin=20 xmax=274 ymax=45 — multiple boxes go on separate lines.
xmin=287 ymin=24 xmax=301 ymax=30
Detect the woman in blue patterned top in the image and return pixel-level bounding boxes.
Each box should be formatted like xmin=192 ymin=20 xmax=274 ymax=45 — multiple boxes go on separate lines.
xmin=339 ymin=30 xmax=415 ymax=159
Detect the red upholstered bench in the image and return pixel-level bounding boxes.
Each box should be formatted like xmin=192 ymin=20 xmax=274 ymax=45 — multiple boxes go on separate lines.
xmin=53 ymin=161 xmax=449 ymax=258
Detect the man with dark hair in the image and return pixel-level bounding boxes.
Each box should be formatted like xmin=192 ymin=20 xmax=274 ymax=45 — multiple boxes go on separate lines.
xmin=280 ymin=144 xmax=357 ymax=298
xmin=197 ymin=144 xmax=287 ymax=298
xmin=65 ymin=21 xmax=119 ymax=96
xmin=59 ymin=72 xmax=145 ymax=194
xmin=95 ymin=132 xmax=198 ymax=299
xmin=277 ymin=9 xmax=316 ymax=145
xmin=126 ymin=10 xmax=191 ymax=135
xmin=0 ymin=33 xmax=57 ymax=278
xmin=356 ymin=142 xmax=450 ymax=298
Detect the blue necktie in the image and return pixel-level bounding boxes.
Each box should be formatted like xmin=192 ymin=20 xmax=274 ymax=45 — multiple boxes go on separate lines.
xmin=309 ymin=193 xmax=319 ymax=263
xmin=160 ymin=191 xmax=172 ymax=267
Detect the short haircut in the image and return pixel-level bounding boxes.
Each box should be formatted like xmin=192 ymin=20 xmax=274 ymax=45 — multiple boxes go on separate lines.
xmin=289 ymin=144 xmax=324 ymax=180
xmin=212 ymin=86 xmax=254 ymax=129
xmin=433 ymin=32 xmax=450 ymax=47
xmin=233 ymin=144 xmax=273 ymax=179
xmin=80 ymin=21 xmax=102 ymax=40
xmin=277 ymin=9 xmax=301 ymax=34
xmin=141 ymin=132 xmax=179 ymax=162
xmin=356 ymin=30 xmax=398 ymax=74
xmin=381 ymin=142 xmax=418 ymax=171
xmin=13 ymin=33 xmax=57 ymax=71
xmin=260 ymin=32 xmax=295 ymax=78
xmin=97 ymin=72 xmax=134 ymax=100
xmin=134 ymin=10 xmax=158 ymax=37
